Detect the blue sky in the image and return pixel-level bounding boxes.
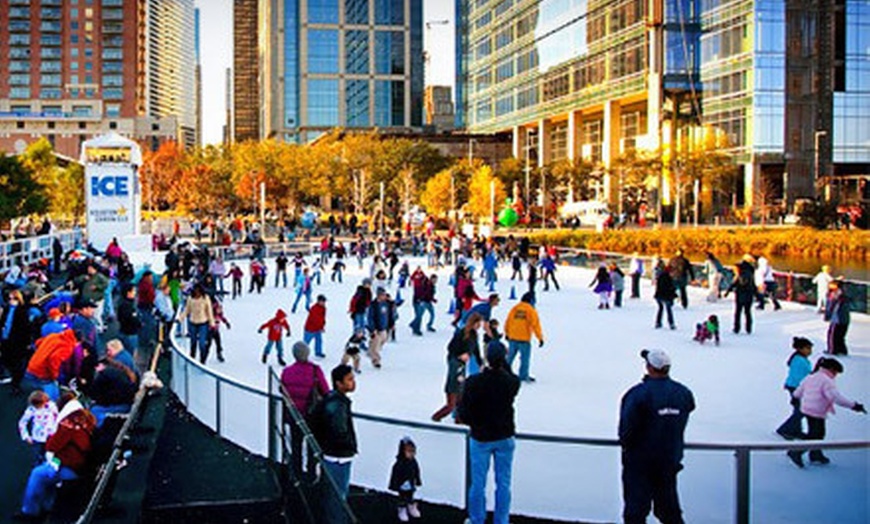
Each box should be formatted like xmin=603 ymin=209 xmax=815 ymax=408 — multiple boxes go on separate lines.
xmin=196 ymin=0 xmax=455 ymax=145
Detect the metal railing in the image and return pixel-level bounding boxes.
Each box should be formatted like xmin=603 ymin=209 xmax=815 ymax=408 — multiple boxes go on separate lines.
xmin=0 ymin=229 xmax=84 ymax=270
xmin=555 ymin=247 xmax=870 ymax=314
xmin=165 ymin=328 xmax=869 ymax=524
xmin=75 ymin=320 xmax=166 ymax=523
xmin=266 ymin=369 xmax=358 ymax=524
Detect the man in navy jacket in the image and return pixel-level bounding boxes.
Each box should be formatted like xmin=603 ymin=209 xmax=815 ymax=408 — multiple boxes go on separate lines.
xmin=619 ymin=349 xmax=695 ymax=524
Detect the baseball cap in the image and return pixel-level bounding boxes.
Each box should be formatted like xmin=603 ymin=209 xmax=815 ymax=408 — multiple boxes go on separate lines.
xmin=640 ymin=349 xmax=671 ymax=370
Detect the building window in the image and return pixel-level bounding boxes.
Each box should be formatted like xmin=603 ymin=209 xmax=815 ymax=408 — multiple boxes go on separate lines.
xmin=41 ymin=88 xmax=63 ymax=99
xmin=474 ymin=37 xmax=491 ymax=60
xmin=103 ymin=88 xmax=123 ymax=99
xmin=10 ymin=34 xmax=30 ymax=45
xmin=582 ymin=119 xmax=602 ymax=162
xmin=109 ymin=121 xmax=118 ymax=130
xmin=17 ymin=121 xmax=26 ymax=129
xmin=40 ymin=61 xmax=62 ymax=72
xmin=495 ymin=93 xmax=514 ymax=117
xmin=307 ymin=29 xmax=339 ymax=74
xmin=106 ymin=103 xmax=121 ymax=117
xmin=307 ymin=79 xmax=340 ymax=126
xmin=517 ymin=84 xmax=538 ymax=109
xmin=375 ymin=31 xmax=404 ymax=75
xmin=495 ymin=58 xmax=514 ymax=82
xmin=308 ymin=0 xmax=338 ymax=24
xmin=475 ymin=71 xmax=491 ymax=92
xmin=102 ymin=74 xmax=123 ymax=87
xmin=475 ymin=11 xmax=492 ymax=30
xmin=375 ymin=0 xmax=403 ymax=25
xmin=495 ymin=26 xmax=512 ymax=49
xmin=345 ymin=0 xmax=368 ymax=25
xmin=475 ymin=99 xmax=492 ymax=123
xmin=345 ymin=30 xmax=369 ymax=74
xmin=542 ymin=70 xmax=569 ymax=101
xmin=101 ymin=48 xmax=122 ymax=60
xmin=346 ymin=79 xmax=370 ymax=127
xmin=10 ymin=61 xmax=30 ymax=73
xmin=374 ymin=80 xmax=404 ymax=126
xmin=10 ymin=74 xmax=31 ymax=86
xmin=40 ymin=74 xmax=63 ymax=86
xmin=103 ymin=61 xmax=123 ymax=72
xmin=549 ymin=121 xmax=568 ymax=162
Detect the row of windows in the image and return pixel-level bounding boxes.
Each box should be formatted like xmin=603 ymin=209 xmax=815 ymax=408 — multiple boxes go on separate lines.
xmin=307 ymin=0 xmax=404 ymax=25
xmin=306 ymin=78 xmax=405 ymax=127
xmin=705 ymin=71 xmax=746 ymax=98
xmin=307 ymin=29 xmax=404 ymax=76
xmin=701 ymin=24 xmax=747 ymax=63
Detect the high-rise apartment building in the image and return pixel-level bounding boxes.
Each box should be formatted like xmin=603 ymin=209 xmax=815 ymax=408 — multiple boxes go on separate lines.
xmin=233 ymin=0 xmax=260 ymax=142
xmin=259 ymin=0 xmax=424 ymax=143
xmin=0 ymin=0 xmax=198 ymax=158
xmin=425 ymin=85 xmax=455 ymax=131
xmin=457 ymin=0 xmax=869 ymax=208
xmin=195 ymin=7 xmax=202 ymax=148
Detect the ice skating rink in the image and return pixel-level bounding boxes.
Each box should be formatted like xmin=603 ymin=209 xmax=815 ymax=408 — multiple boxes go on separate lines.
xmin=168 ymin=255 xmax=869 ymax=524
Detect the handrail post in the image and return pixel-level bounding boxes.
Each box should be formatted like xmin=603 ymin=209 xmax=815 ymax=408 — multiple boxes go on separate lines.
xmin=735 ymin=447 xmax=750 ymax=524
xmin=464 ymin=432 xmax=471 ymax=516
xmin=268 ymin=371 xmax=277 ymax=462
xmin=215 ymin=380 xmax=222 ymax=436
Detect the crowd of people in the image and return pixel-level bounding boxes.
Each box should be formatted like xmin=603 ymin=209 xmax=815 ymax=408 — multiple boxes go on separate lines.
xmin=1 ymin=223 xmax=864 ymax=524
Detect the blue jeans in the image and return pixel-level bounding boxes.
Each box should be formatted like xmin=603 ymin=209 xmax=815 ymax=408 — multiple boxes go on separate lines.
xmin=292 ymin=289 xmax=311 ymax=313
xmin=21 ymin=462 xmax=79 ymax=516
xmin=410 ymin=301 xmax=424 ymax=333
xmin=304 ymin=330 xmax=324 ymax=357
xmin=507 ymin=340 xmax=532 ymax=381
xmin=276 ymin=270 xmax=287 ymax=288
xmin=188 ymin=322 xmax=209 ymax=362
xmin=468 ymin=437 xmax=515 ymax=524
xmin=322 ymin=460 xmax=352 ymax=524
xmin=263 ymin=339 xmax=284 ymax=359
xmin=214 ymin=274 xmax=225 ymax=292
xmin=352 ymin=313 xmax=367 ymax=334
xmin=21 ymin=373 xmax=60 ymax=403
xmin=91 ymin=404 xmax=132 ymax=427
xmin=119 ymin=333 xmax=139 ymax=355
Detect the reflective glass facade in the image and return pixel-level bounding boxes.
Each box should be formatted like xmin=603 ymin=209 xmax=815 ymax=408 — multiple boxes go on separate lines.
xmin=263 ymin=0 xmax=423 ymax=142
xmin=458 ymin=0 xmax=869 ymax=203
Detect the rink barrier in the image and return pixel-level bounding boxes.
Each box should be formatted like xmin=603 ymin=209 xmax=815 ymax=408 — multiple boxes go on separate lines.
xmin=554 ymin=247 xmax=870 ymax=314
xmin=0 ymin=229 xmax=84 ymax=270
xmin=165 ymin=331 xmax=869 ymax=524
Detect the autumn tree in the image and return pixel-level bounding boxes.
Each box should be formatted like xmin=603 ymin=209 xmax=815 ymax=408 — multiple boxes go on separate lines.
xmin=420 ymin=168 xmax=454 ymax=217
xmin=141 ymin=141 xmax=186 ymax=211
xmin=20 ymin=138 xmax=84 ymax=218
xmin=0 ymin=154 xmax=48 ymax=223
xmin=466 ymin=164 xmax=507 ymax=222
xmin=610 ymin=149 xmax=662 ymax=217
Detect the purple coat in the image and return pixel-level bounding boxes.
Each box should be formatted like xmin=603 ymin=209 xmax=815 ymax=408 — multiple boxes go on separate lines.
xmin=280 ymin=361 xmax=330 ymax=414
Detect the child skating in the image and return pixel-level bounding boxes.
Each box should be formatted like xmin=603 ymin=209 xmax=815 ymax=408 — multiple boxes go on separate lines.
xmin=776 ymin=337 xmax=813 ymax=440
xmin=693 ymin=315 xmax=720 ymax=345
xmin=258 ymin=309 xmax=291 ymax=366
xmin=589 ymin=265 xmax=612 ymax=309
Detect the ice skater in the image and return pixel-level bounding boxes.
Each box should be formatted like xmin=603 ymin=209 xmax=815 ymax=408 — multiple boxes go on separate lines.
xmin=389 ymin=436 xmax=423 ymax=522
xmin=291 ymin=268 xmax=313 ymax=314
xmin=776 ymin=337 xmax=813 ymax=440
xmin=258 ymin=309 xmax=291 ymax=366
xmin=692 ymin=315 xmax=719 ymax=345
xmin=589 ymin=265 xmax=612 ymax=309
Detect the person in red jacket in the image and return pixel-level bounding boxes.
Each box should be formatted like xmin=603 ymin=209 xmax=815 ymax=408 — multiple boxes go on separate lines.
xmin=17 ymin=397 xmax=96 ymax=519
xmin=304 ymin=295 xmax=327 ymax=358
xmin=22 ymin=329 xmax=79 ymax=402
xmin=259 ymin=309 xmax=290 ymax=366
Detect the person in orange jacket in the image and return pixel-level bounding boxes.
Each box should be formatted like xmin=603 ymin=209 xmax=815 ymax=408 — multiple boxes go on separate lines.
xmin=22 ymin=329 xmax=78 ymax=401
xmin=503 ymin=292 xmax=544 ymax=383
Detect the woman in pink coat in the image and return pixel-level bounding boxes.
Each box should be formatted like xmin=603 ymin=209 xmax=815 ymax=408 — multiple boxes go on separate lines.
xmin=787 ymin=357 xmax=866 ymax=467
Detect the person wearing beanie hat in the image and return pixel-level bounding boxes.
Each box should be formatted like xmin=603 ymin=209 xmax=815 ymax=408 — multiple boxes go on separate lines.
xmin=787 ymin=357 xmax=866 ymax=467
xmin=389 ymin=436 xmax=423 ymax=521
xmin=40 ymin=308 xmax=67 ymax=338
xmin=457 ymin=334 xmax=520 ymax=524
xmin=504 ymin=291 xmax=544 ymax=383
xmin=619 ymin=349 xmax=695 ymax=524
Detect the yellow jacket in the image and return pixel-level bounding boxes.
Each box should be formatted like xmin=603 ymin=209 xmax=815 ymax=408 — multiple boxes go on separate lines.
xmin=504 ymin=301 xmax=543 ymax=343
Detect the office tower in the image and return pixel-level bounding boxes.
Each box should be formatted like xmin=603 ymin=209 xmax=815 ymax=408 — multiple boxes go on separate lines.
xmin=456 ymin=0 xmax=869 ymax=207
xmin=0 ymin=0 xmax=197 ymax=157
xmin=234 ymin=0 xmax=260 ymax=142
xmin=425 ymin=85 xmax=455 ymax=131
xmin=259 ymin=0 xmax=424 ymax=143
xmin=195 ymin=7 xmax=202 ymax=148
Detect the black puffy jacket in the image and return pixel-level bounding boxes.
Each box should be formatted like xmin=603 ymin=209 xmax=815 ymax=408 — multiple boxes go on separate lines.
xmin=313 ymin=391 xmax=357 ymax=459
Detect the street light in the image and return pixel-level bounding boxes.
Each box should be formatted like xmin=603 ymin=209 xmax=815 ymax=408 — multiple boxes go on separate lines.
xmin=814 ymin=130 xmax=828 ymax=201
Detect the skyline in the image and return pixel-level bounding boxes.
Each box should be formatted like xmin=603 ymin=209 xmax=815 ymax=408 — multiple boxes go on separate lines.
xmin=196 ymin=0 xmax=455 ymax=146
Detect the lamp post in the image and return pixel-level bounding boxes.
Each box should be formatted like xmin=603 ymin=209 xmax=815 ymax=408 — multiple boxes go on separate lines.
xmin=379 ymin=181 xmax=385 ymax=237
xmin=814 ymin=130 xmax=828 ymax=201
xmin=468 ymin=138 xmax=477 ymax=164
xmin=540 ymin=167 xmax=546 ymax=229
xmin=524 ymin=133 xmax=532 ymax=221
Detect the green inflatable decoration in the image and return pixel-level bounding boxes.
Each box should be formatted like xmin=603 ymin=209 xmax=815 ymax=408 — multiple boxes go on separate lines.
xmin=498 ymin=207 xmax=519 ymax=227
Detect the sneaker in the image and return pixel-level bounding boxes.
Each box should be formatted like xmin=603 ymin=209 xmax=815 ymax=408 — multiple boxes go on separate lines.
xmin=776 ymin=429 xmax=796 ymax=441
xmin=408 ymin=502 xmax=421 ymax=518
xmin=810 ymin=455 xmax=831 ymax=465
xmin=787 ymin=450 xmax=804 ymax=468
xmin=0 ymin=376 xmax=12 ymax=385
xmin=217 ymin=355 xmax=225 ymax=363
xmin=398 ymin=506 xmax=409 ymax=522
xmin=278 ymin=358 xmax=287 ymax=367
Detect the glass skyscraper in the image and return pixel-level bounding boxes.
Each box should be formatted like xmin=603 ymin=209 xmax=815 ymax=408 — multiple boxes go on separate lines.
xmin=457 ymin=0 xmax=869 ymax=208
xmin=260 ymin=0 xmax=424 ymax=143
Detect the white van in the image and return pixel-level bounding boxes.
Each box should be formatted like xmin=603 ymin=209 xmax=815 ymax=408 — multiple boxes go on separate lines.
xmin=558 ymin=200 xmax=610 ymax=227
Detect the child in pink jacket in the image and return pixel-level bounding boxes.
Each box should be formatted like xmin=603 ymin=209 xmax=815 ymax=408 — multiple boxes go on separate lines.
xmin=787 ymin=357 xmax=865 ymax=467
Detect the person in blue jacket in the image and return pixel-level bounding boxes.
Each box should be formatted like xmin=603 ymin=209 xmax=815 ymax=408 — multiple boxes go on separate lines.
xmin=366 ymin=288 xmax=390 ymax=368
xmin=776 ymin=337 xmax=813 ymax=439
xmin=619 ymin=349 xmax=695 ymax=524
xmin=538 ymin=254 xmax=560 ymax=291
xmin=482 ymin=249 xmax=499 ymax=289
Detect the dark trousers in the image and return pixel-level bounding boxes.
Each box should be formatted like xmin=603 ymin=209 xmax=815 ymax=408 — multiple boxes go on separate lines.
xmin=0 ymin=342 xmax=27 ymax=388
xmin=232 ymin=279 xmax=242 ymax=299
xmin=674 ymin=279 xmax=688 ymax=309
xmin=655 ymin=299 xmax=674 ymax=328
xmin=543 ymin=271 xmax=560 ymax=291
xmin=614 ymin=290 xmax=624 ymax=308
xmin=794 ymin=416 xmax=827 ymax=462
xmin=622 ymin=463 xmax=684 ymax=524
xmin=511 ymin=268 xmax=522 ymax=280
xmin=207 ymin=329 xmax=224 ymax=360
xmin=827 ymin=323 xmax=848 ymax=355
xmin=758 ymin=281 xmax=781 ymax=310
xmin=630 ymin=273 xmax=641 ymax=298
xmin=776 ymin=386 xmax=804 ymax=438
xmin=733 ymin=301 xmax=752 ymax=333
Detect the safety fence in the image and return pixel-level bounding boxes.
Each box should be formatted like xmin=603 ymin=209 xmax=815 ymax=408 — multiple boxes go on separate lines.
xmin=75 ymin=322 xmax=166 ymax=523
xmin=166 ymin=333 xmax=869 ymax=524
xmin=0 ymin=229 xmax=84 ymax=271
xmin=555 ymin=247 xmax=870 ymax=315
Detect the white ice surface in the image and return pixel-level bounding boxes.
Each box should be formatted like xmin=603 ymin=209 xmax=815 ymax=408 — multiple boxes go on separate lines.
xmin=160 ymin=253 xmax=869 ymax=524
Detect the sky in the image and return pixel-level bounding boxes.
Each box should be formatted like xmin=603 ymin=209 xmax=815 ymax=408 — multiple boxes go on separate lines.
xmin=195 ymin=0 xmax=456 ymax=146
